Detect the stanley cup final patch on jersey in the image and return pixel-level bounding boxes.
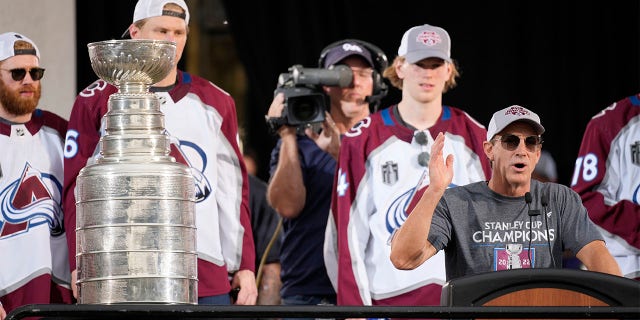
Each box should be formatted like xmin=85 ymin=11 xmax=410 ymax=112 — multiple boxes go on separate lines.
xmin=12 ymin=124 xmax=28 ymax=137
xmin=631 ymin=140 xmax=640 ymax=166
xmin=381 ymin=161 xmax=399 ymax=185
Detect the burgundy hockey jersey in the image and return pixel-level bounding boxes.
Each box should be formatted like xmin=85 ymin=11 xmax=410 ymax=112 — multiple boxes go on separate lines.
xmin=324 ymin=105 xmax=491 ymax=306
xmin=63 ymin=71 xmax=254 ymax=297
xmin=571 ymin=94 xmax=640 ymax=279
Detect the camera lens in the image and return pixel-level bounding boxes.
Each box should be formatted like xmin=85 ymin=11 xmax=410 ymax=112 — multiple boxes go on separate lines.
xmin=290 ymin=96 xmax=321 ymax=122
xmin=276 ymin=86 xmax=326 ymax=126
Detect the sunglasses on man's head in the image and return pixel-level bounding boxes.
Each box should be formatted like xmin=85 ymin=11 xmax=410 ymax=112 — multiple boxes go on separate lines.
xmin=0 ymin=67 xmax=45 ymax=81
xmin=493 ymin=134 xmax=543 ymax=152
xmin=415 ymin=130 xmax=430 ymax=167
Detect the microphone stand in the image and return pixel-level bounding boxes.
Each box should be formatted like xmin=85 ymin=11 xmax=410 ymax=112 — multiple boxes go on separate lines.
xmin=541 ymin=192 xmax=556 ymax=267
xmin=525 ymin=192 xmax=540 ymax=268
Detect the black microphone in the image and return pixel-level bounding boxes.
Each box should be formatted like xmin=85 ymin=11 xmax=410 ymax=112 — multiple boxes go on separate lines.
xmin=540 ymin=191 xmax=556 ymax=268
xmin=364 ymin=93 xmax=381 ymax=104
xmin=364 ymin=84 xmax=389 ymax=112
xmin=289 ymin=64 xmax=353 ymax=87
xmin=525 ymin=192 xmax=539 ymax=268
xmin=540 ymin=192 xmax=549 ymax=212
xmin=525 ymin=192 xmax=540 ymax=216
xmin=364 ymin=89 xmax=388 ymax=105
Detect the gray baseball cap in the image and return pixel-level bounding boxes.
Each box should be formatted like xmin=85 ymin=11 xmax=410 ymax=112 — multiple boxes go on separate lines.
xmin=0 ymin=32 xmax=39 ymax=62
xmin=486 ymin=105 xmax=545 ymax=141
xmin=398 ymin=24 xmax=451 ymax=64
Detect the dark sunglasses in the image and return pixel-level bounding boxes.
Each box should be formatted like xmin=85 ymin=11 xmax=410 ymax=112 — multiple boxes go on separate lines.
xmin=494 ymin=134 xmax=543 ymax=152
xmin=415 ymin=131 xmax=430 ymax=167
xmin=1 ymin=67 xmax=45 ymax=81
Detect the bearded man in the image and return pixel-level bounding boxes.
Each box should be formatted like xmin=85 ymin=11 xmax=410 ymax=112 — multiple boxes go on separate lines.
xmin=0 ymin=32 xmax=72 ymax=319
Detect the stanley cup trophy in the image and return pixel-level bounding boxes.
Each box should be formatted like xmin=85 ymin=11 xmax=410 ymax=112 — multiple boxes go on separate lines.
xmin=75 ymin=39 xmax=197 ymax=304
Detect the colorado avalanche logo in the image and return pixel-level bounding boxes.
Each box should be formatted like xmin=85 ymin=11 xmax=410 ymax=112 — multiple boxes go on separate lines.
xmin=416 ymin=31 xmax=442 ymax=46
xmin=385 ymin=173 xmax=455 ymax=234
xmin=0 ymin=163 xmax=64 ymax=239
xmin=504 ymin=105 xmax=530 ymax=116
xmin=385 ymin=173 xmax=429 ymax=233
xmin=167 ymin=132 xmax=212 ymax=203
xmin=385 ymin=188 xmax=415 ymax=233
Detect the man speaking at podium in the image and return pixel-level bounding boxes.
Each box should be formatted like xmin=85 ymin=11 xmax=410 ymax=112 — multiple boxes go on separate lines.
xmin=389 ymin=105 xmax=622 ymax=280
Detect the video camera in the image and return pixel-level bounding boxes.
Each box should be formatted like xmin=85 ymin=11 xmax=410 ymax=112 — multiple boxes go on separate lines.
xmin=274 ymin=64 xmax=353 ymax=126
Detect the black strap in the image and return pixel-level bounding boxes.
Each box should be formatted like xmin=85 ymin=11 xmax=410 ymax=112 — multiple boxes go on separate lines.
xmin=264 ymin=116 xmax=287 ymax=135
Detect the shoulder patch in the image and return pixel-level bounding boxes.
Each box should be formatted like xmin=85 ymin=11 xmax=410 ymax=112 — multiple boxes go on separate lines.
xmin=79 ymin=79 xmax=108 ymax=98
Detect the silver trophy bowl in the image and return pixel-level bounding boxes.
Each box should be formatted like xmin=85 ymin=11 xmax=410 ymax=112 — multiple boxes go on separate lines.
xmin=87 ymin=39 xmax=176 ymax=90
xmin=76 ymin=39 xmax=197 ymax=304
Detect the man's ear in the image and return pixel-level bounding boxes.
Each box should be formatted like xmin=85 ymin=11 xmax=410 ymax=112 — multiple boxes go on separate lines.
xmin=128 ymin=25 xmax=138 ymax=38
xmin=483 ymin=141 xmax=493 ymax=161
xmin=395 ymin=59 xmax=406 ymax=80
xmin=533 ymin=148 xmax=542 ymax=167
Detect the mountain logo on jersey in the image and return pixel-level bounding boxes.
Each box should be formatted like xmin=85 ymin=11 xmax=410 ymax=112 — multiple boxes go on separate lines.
xmin=0 ymin=163 xmax=64 ymax=239
xmin=384 ymin=172 xmax=429 ymax=234
xmin=167 ymin=132 xmax=212 ymax=203
xmin=386 ymin=188 xmax=413 ymax=234
xmin=384 ymin=170 xmax=450 ymax=234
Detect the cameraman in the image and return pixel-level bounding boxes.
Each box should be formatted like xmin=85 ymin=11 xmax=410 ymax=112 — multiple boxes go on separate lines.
xmin=265 ymin=40 xmax=386 ymax=315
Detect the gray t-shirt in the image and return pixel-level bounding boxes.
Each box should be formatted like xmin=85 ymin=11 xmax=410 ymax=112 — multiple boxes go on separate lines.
xmin=428 ymin=180 xmax=603 ymax=280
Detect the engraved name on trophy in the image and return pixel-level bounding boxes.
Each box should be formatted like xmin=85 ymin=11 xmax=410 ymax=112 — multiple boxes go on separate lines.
xmin=75 ymin=39 xmax=197 ymax=304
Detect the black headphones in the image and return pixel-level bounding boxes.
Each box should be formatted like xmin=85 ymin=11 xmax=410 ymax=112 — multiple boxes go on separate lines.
xmin=318 ymin=39 xmax=389 ymax=111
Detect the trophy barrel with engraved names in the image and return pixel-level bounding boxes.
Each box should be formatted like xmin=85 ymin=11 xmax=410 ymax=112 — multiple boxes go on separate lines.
xmin=75 ymin=39 xmax=197 ymax=304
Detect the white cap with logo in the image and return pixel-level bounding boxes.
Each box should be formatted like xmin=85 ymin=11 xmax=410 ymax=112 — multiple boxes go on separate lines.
xmin=486 ymin=105 xmax=545 ymax=141
xmin=122 ymin=0 xmax=190 ymax=38
xmin=0 ymin=32 xmax=39 ymax=62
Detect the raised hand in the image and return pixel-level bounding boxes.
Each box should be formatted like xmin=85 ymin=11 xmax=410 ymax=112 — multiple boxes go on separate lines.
xmin=428 ymin=132 xmax=454 ymax=193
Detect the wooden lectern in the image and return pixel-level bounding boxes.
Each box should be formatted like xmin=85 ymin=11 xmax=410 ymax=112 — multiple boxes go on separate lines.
xmin=440 ymin=268 xmax=640 ymax=319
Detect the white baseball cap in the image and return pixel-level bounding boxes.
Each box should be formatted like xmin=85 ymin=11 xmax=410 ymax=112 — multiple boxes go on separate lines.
xmin=486 ymin=105 xmax=545 ymax=141
xmin=122 ymin=0 xmax=190 ymax=38
xmin=0 ymin=32 xmax=39 ymax=62
xmin=398 ymin=24 xmax=451 ymax=64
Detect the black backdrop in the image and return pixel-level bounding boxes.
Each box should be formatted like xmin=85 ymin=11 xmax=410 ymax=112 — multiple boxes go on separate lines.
xmin=78 ymin=1 xmax=640 ymax=185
